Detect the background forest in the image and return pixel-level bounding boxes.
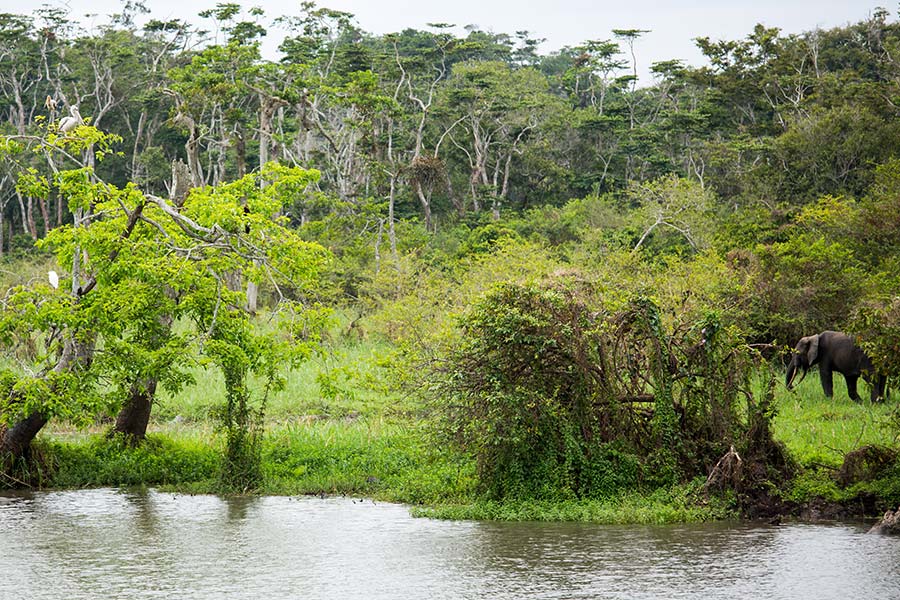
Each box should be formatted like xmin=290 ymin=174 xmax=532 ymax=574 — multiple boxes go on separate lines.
xmin=2 ymin=3 xmax=900 ymax=340
xmin=1 ymin=2 xmax=900 ymax=513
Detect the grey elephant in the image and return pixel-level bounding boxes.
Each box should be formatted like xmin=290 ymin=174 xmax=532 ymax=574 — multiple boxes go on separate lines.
xmin=785 ymin=330 xmax=886 ymax=402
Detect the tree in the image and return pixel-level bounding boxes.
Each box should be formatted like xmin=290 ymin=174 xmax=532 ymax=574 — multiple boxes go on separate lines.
xmin=630 ymin=175 xmax=714 ymax=253
xmin=441 ymin=61 xmax=559 ymax=218
xmin=0 ymin=127 xmax=328 ymax=462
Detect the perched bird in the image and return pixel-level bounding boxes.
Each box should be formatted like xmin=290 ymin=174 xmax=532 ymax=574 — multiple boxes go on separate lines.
xmin=58 ymin=106 xmax=83 ymax=134
xmin=48 ymin=270 xmax=59 ymax=289
xmin=44 ymin=95 xmax=57 ymax=112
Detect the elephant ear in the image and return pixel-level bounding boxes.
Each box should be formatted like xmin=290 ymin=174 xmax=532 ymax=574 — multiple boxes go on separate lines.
xmin=805 ymin=334 xmax=820 ymax=364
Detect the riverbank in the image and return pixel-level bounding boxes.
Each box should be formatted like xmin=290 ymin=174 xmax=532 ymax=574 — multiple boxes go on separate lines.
xmin=36 ymin=425 xmax=737 ymax=524
xmin=20 ymin=374 xmax=900 ymax=525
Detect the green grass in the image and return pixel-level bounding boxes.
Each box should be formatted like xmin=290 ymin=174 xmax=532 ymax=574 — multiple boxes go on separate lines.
xmin=260 ymin=419 xmax=474 ymax=503
xmin=772 ymin=374 xmax=899 ymax=467
xmin=413 ymin=480 xmax=735 ymax=524
xmin=48 ymin=431 xmax=220 ymax=488
xmin=40 ymin=417 xmax=475 ymax=503
xmin=30 ymin=351 xmax=900 ymax=522
xmin=0 ymin=254 xmax=57 ymax=290
xmin=153 ymin=335 xmax=411 ymax=424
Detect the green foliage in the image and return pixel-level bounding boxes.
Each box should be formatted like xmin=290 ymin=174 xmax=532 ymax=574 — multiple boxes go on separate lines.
xmin=261 ymin=419 xmax=473 ymax=503
xmin=457 ymin=223 xmax=521 ymax=257
xmin=49 ymin=434 xmax=219 ymax=487
xmin=2 ymin=5 xmax=900 ymax=521
xmin=733 ymin=234 xmax=865 ymax=345
xmin=851 ymin=297 xmax=900 ymax=380
xmin=773 ymin=376 xmax=897 ymax=467
xmin=414 ymin=479 xmax=735 ymax=523
xmin=427 ymin=276 xmax=774 ymax=501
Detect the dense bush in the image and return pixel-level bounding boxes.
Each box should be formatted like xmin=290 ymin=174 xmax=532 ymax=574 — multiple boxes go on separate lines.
xmin=425 ymin=275 xmax=781 ymax=501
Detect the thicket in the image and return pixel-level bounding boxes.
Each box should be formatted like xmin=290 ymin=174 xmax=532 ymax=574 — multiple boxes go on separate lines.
xmin=421 ymin=276 xmax=788 ymax=503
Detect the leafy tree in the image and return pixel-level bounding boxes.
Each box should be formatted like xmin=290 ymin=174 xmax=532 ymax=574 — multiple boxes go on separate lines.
xmin=629 ymin=175 xmax=714 ymax=254
xmin=0 ymin=128 xmax=328 ymax=471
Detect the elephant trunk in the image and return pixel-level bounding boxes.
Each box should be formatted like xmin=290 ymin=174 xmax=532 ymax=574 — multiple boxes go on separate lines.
xmin=785 ymin=356 xmax=807 ymax=390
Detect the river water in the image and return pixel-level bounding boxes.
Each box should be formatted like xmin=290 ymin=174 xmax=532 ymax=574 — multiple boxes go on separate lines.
xmin=0 ymin=488 xmax=898 ymax=599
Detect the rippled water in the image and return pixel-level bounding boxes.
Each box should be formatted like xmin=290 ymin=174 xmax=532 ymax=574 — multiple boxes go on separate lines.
xmin=1 ymin=489 xmax=898 ymax=599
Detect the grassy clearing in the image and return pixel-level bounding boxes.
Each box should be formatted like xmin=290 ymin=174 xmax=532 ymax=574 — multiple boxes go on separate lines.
xmin=412 ymin=480 xmax=735 ymax=524
xmin=41 ymin=417 xmax=474 ymax=504
xmin=153 ymin=333 xmax=410 ymax=424
xmin=259 ymin=419 xmax=474 ymax=503
xmin=772 ymin=374 xmax=899 ymax=467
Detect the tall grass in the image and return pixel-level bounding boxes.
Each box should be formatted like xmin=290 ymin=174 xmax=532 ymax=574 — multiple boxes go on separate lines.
xmin=260 ymin=419 xmax=474 ymax=503
xmin=48 ymin=432 xmax=220 ymax=488
xmin=0 ymin=254 xmax=57 ymax=290
xmin=42 ymin=417 xmax=474 ymax=502
xmin=414 ymin=481 xmax=735 ymax=524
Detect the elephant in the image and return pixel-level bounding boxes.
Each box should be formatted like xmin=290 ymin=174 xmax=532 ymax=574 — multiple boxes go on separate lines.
xmin=785 ymin=330 xmax=886 ymax=402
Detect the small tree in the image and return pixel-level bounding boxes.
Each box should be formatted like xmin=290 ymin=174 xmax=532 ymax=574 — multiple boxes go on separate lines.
xmin=0 ymin=128 xmax=328 ymax=483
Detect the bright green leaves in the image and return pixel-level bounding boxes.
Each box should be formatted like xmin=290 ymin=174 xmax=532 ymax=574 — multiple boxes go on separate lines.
xmin=428 ymin=277 xmax=773 ymax=501
xmin=0 ymin=367 xmax=101 ymax=427
xmin=0 ymin=151 xmax=330 ymax=439
xmin=15 ymin=168 xmax=49 ymax=200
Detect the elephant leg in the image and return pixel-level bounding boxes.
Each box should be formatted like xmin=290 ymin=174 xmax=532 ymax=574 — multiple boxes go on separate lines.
xmin=820 ymin=367 xmax=834 ymax=398
xmin=872 ymin=375 xmax=887 ymax=403
xmin=845 ymin=374 xmax=861 ymax=402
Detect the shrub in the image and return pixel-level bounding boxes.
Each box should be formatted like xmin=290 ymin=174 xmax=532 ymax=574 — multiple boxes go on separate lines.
xmin=425 ymin=275 xmax=780 ymax=501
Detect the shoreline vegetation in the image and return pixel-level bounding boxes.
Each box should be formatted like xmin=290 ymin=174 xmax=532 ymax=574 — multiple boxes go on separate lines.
xmin=2 ymin=6 xmax=900 ymax=524
xmin=20 ymin=341 xmax=900 ymax=525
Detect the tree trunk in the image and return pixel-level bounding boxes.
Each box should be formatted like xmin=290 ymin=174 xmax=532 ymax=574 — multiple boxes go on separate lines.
xmin=0 ymin=332 xmax=94 ymax=462
xmin=112 ymin=379 xmax=158 ymax=444
xmin=15 ymin=190 xmax=28 ymax=236
xmin=111 ymin=295 xmax=176 ymax=443
xmin=235 ymin=131 xmax=246 ymax=178
xmin=0 ymin=412 xmax=48 ymax=460
xmin=246 ymin=268 xmax=259 ymax=315
xmin=26 ymin=197 xmax=37 ymax=239
xmin=38 ymin=197 xmax=50 ymax=237
xmin=414 ymin=181 xmax=433 ymax=232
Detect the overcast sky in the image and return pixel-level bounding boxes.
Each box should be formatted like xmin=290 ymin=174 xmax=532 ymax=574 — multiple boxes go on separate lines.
xmin=46 ymin=0 xmax=889 ymax=82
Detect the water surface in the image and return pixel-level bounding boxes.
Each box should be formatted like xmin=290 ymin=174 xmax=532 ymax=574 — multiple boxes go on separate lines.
xmin=0 ymin=489 xmax=897 ymax=599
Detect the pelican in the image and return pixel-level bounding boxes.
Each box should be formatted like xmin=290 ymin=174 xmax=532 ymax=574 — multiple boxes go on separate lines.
xmin=58 ymin=106 xmax=83 ymax=134
xmin=48 ymin=270 xmax=59 ymax=289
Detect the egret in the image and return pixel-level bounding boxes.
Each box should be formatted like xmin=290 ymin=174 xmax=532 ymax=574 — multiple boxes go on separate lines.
xmin=48 ymin=270 xmax=59 ymax=289
xmin=44 ymin=95 xmax=57 ymax=112
xmin=58 ymin=106 xmax=83 ymax=134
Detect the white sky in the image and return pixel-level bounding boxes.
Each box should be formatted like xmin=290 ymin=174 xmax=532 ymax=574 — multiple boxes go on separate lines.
xmin=36 ymin=0 xmax=891 ymax=82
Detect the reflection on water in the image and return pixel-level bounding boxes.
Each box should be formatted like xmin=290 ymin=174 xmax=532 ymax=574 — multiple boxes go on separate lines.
xmin=1 ymin=489 xmax=898 ymax=599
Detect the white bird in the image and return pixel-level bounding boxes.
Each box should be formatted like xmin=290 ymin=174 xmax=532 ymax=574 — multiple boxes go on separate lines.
xmin=48 ymin=270 xmax=59 ymax=289
xmin=58 ymin=106 xmax=83 ymax=134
